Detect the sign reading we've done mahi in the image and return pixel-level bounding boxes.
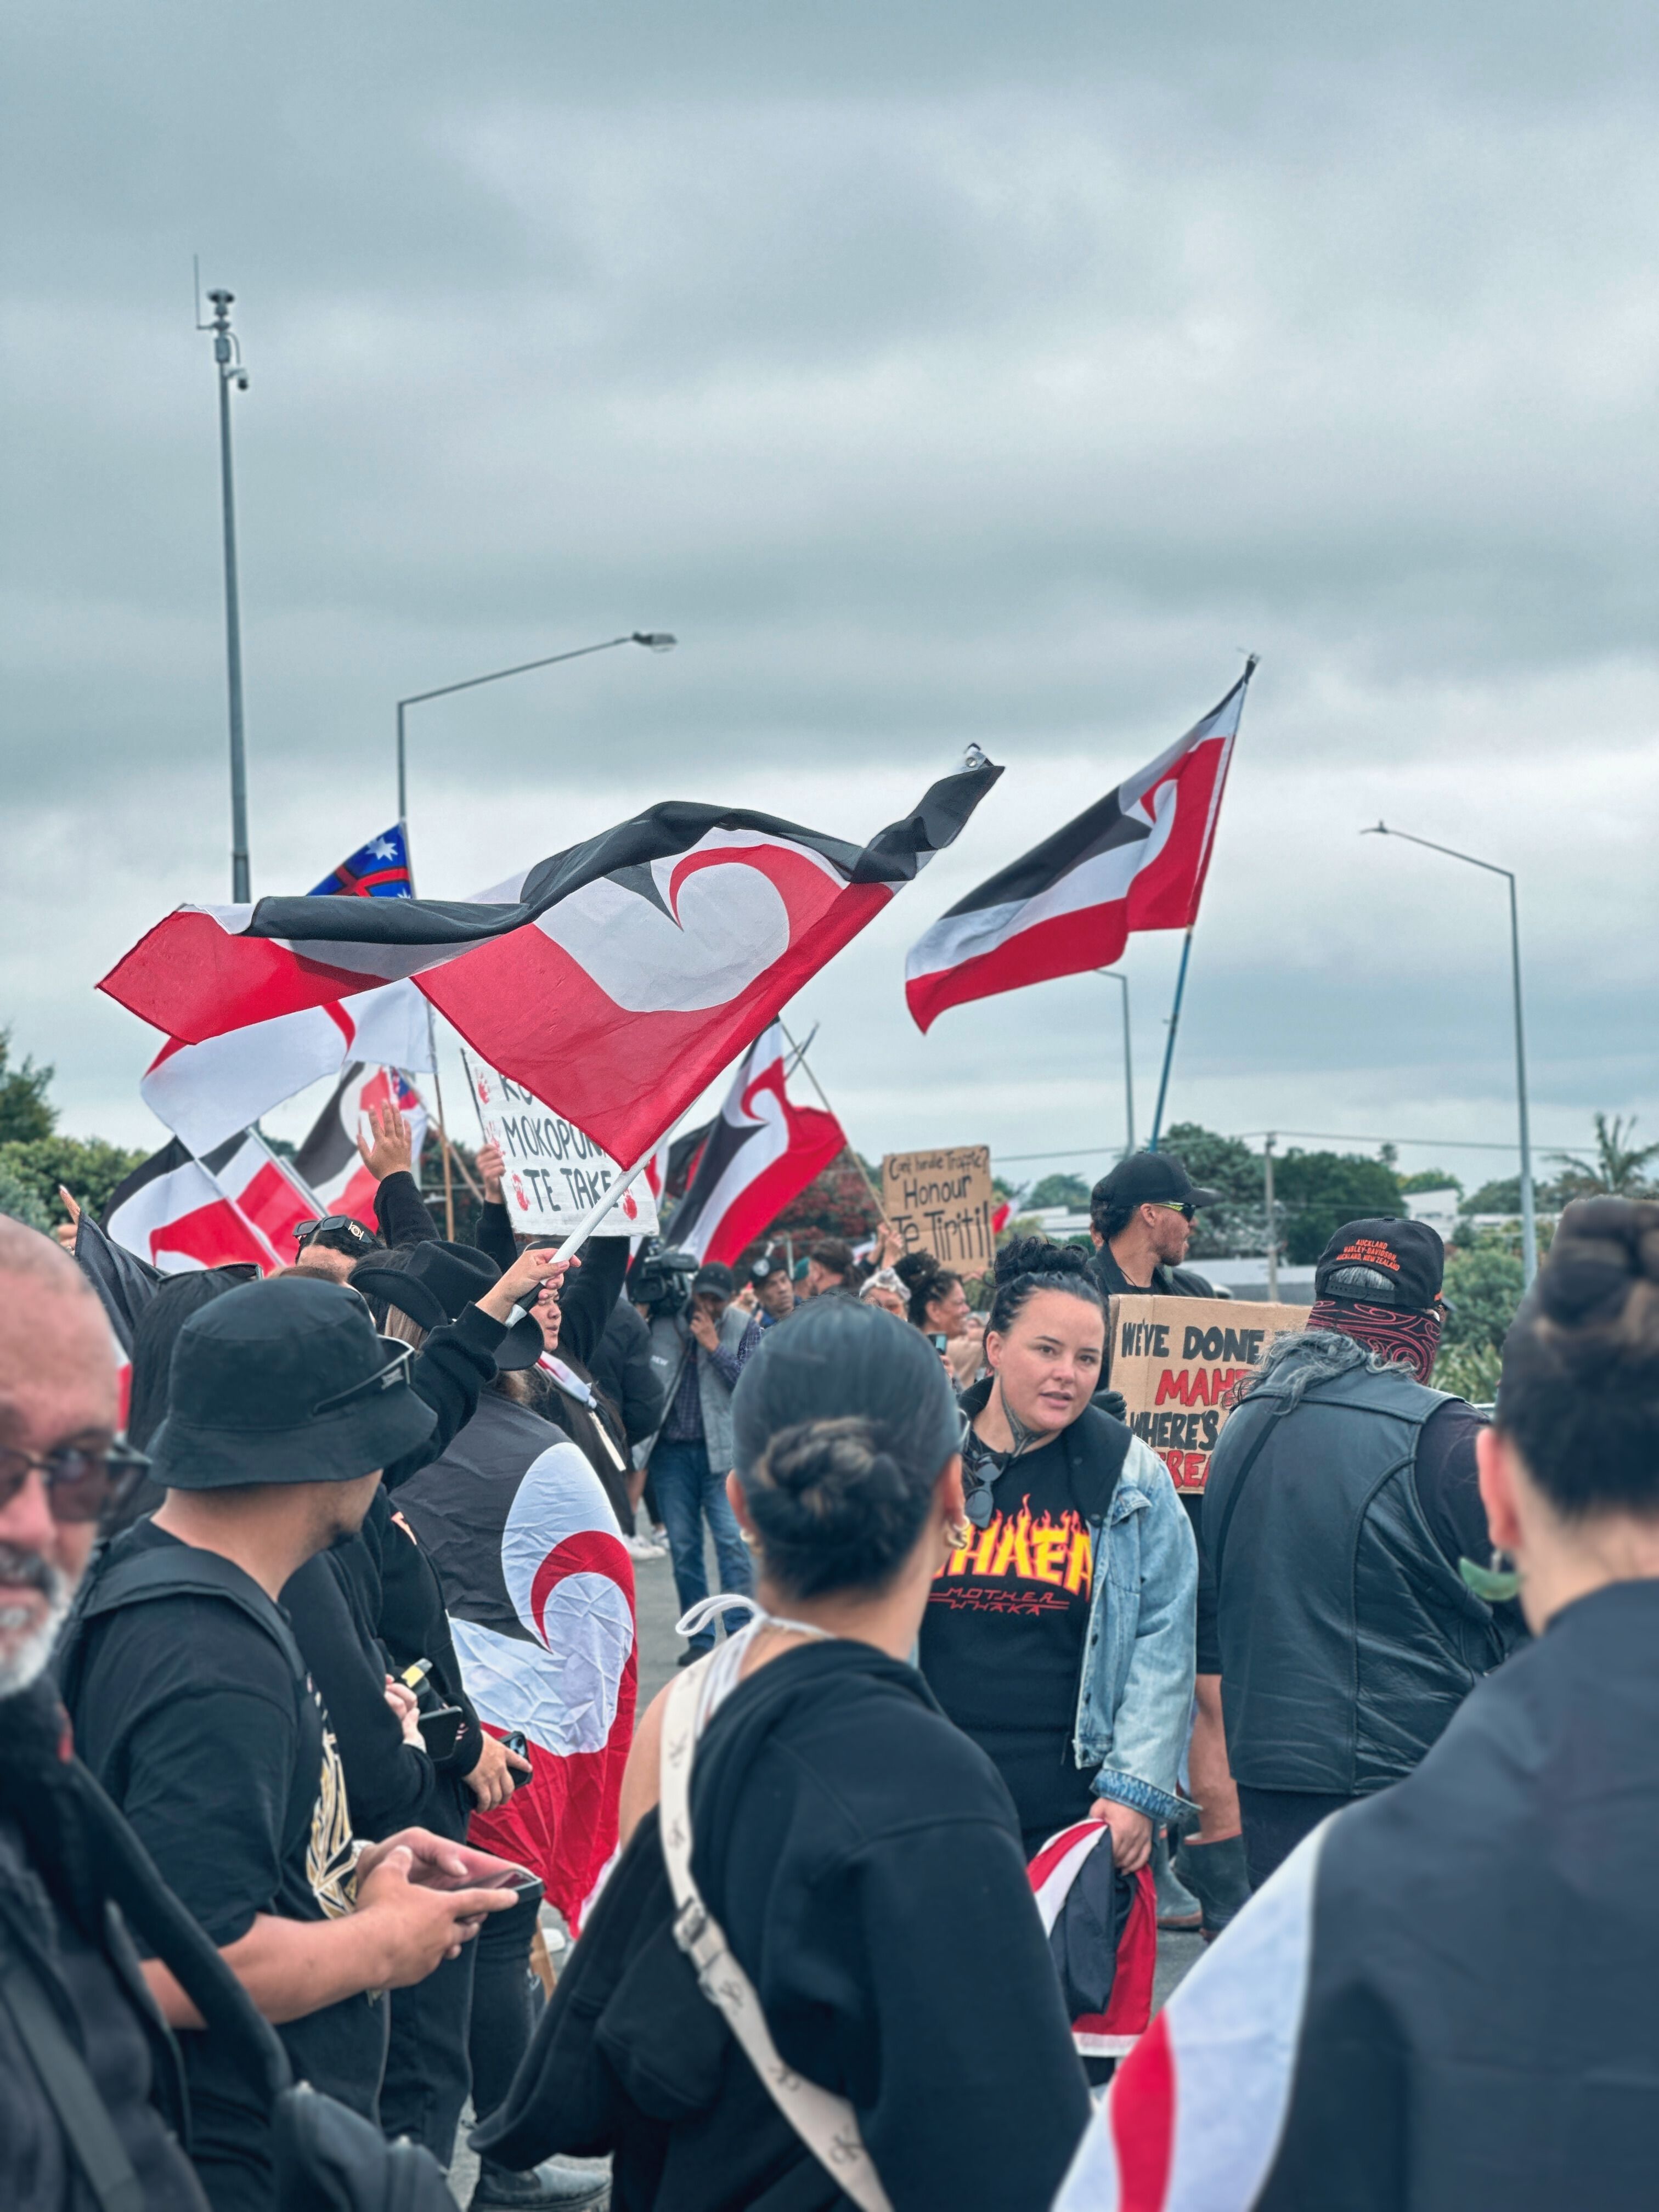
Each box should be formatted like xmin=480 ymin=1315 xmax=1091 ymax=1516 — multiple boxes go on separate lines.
xmin=1108 ymin=1296 xmax=1306 ymax=1493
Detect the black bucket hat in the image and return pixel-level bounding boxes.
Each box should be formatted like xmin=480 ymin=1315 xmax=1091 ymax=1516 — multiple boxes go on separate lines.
xmin=349 ymin=1240 xmax=543 ymax=1372
xmin=148 ymin=1274 xmax=437 ymax=1490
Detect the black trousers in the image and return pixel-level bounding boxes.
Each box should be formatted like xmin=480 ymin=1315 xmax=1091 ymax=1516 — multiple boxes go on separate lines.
xmin=1237 ymin=1785 xmax=1359 ymax=1891
xmin=380 ymin=1942 xmax=476 ymax=2165
xmin=470 ymin=1884 xmax=544 ymax=2130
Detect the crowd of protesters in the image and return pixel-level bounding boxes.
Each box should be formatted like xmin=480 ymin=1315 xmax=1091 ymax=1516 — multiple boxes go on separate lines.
xmin=3 ymin=1101 xmax=1652 ymax=2212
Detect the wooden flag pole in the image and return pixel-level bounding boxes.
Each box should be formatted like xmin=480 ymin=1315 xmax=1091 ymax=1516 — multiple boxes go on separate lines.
xmin=779 ymin=1023 xmax=887 ymax=1223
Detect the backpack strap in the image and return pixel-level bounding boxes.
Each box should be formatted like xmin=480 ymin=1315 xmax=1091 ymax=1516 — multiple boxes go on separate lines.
xmin=0 ymin=1942 xmax=145 ymax=2212
xmin=658 ymin=1659 xmax=893 ymax=2212
xmin=59 ymin=1541 xmax=307 ymax=1717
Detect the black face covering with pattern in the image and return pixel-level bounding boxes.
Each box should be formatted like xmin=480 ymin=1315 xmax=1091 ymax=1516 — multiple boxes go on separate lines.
xmin=1306 ymin=1297 xmax=1443 ymax=1384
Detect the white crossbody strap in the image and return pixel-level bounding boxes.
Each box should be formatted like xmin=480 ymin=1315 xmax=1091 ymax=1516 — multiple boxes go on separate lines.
xmin=659 ymin=1658 xmax=894 ymax=2212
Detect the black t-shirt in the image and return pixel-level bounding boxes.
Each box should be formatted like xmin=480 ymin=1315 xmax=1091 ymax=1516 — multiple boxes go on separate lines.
xmin=71 ymin=1522 xmax=385 ymax=2212
xmin=919 ymin=1438 xmax=1100 ymax=1850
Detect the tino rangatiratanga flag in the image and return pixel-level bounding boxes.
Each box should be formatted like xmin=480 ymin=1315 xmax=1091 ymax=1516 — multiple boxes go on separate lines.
xmin=100 ymin=770 xmax=1001 ymax=1166
xmin=665 ymin=1024 xmax=846 ymax=1267
xmin=904 ymin=668 xmax=1252 ymax=1032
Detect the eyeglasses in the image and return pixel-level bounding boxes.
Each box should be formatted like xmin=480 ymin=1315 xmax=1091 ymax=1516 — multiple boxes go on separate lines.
xmin=0 ymin=1440 xmax=151 ymax=1524
xmin=312 ymin=1338 xmax=414 ymax=1418
xmin=1150 ymin=1201 xmax=1197 ymax=1222
xmin=295 ymin=1215 xmax=373 ymax=1247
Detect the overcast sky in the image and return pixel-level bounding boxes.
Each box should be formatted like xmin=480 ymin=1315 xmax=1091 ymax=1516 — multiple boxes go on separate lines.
xmin=5 ymin=1 xmax=1656 ymax=1193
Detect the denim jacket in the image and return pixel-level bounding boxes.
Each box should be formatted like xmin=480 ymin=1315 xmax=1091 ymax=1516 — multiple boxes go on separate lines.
xmin=1071 ymin=1428 xmax=1198 ymax=1829
xmin=955 ymin=1384 xmax=1198 ymax=1829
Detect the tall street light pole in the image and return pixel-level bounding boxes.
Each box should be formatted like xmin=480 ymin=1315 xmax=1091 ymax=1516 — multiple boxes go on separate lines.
xmin=1096 ymin=970 xmax=1135 ymax=1159
xmin=200 ymin=286 xmax=252 ymax=901
xmin=1363 ymin=822 xmax=1537 ymax=1283
xmin=396 ymin=631 xmax=678 ymax=827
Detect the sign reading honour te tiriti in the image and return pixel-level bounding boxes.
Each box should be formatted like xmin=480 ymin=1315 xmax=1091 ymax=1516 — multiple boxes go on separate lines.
xmin=462 ymin=1051 xmax=660 ymax=1240
xmin=882 ymin=1145 xmax=996 ymax=1279
xmin=1108 ymin=1295 xmax=1307 ymax=1493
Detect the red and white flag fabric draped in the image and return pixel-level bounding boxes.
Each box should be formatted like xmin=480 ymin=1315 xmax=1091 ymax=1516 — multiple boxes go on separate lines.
xmin=1029 ymin=1821 xmax=1159 ymax=2060
xmin=403 ymin=1438 xmax=637 ymax=1932
xmin=291 ymin=1065 xmax=430 ymax=1231
xmin=1054 ymin=1824 xmax=1322 ymax=2212
xmin=665 ymin=1024 xmax=845 ymax=1266
xmin=904 ymin=669 xmax=1252 ymax=1032
xmin=99 ymin=770 xmax=1000 ymax=1165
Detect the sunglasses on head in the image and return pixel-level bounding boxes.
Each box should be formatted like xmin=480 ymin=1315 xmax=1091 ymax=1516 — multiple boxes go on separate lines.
xmin=0 ymin=1438 xmax=151 ymax=1525
xmin=1150 ymin=1200 xmax=1197 ymax=1222
xmin=294 ymin=1215 xmax=373 ymax=1247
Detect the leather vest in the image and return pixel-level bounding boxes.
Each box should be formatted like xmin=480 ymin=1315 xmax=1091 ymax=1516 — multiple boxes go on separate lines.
xmin=1205 ymin=1356 xmax=1504 ymax=1795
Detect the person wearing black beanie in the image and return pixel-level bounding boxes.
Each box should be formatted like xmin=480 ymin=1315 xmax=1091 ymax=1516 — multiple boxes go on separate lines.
xmin=472 ymin=1297 xmax=1093 ymax=2212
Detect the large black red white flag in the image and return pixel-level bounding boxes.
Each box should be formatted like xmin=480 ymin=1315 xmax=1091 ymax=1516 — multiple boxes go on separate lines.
xmin=905 ymin=669 xmax=1252 ymax=1032
xmin=292 ymin=1065 xmax=429 ymax=1231
xmin=100 ymin=769 xmax=1000 ymax=1164
xmin=398 ymin=1434 xmax=637 ymax=1932
xmin=666 ymin=1024 xmax=846 ymax=1266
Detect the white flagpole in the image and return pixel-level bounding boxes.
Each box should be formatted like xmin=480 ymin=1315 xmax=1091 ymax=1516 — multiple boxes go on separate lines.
xmin=549 ymin=1136 xmax=670 ymax=1261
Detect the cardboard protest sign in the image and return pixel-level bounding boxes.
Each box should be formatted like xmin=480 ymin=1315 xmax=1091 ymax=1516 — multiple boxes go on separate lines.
xmin=881 ymin=1145 xmax=996 ymax=1278
xmin=462 ymin=1052 xmax=660 ymax=1239
xmin=1108 ymin=1296 xmax=1307 ymax=1493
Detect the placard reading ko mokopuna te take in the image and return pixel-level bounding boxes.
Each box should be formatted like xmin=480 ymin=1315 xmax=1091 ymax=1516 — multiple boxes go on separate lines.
xmin=462 ymin=1051 xmax=661 ymax=1239
xmin=1108 ymin=1296 xmax=1308 ymax=1493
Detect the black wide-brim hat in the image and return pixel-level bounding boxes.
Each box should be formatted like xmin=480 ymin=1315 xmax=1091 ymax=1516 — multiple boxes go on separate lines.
xmin=349 ymin=1239 xmax=544 ymax=1372
xmin=148 ymin=1275 xmax=437 ymax=1491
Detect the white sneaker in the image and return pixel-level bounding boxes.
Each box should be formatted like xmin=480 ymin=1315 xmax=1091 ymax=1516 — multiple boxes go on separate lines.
xmin=624 ymin=1534 xmax=667 ymax=1559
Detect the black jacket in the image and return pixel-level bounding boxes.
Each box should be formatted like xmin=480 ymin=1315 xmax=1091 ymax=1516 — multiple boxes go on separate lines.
xmin=590 ymin=1297 xmax=665 ymax=1448
xmin=1203 ymin=1331 xmax=1509 ymax=1793
xmin=1260 ymin=1579 xmax=1659 ymax=2209
xmin=0 ymin=1680 xmax=206 ymax=2212
xmin=475 ymin=1640 xmax=1090 ymax=2212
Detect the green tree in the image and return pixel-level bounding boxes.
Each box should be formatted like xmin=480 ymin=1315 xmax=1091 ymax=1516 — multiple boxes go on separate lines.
xmin=1273 ymin=1149 xmax=1403 ymax=1265
xmin=0 ymin=1164 xmax=50 ymax=1231
xmin=0 ymin=1030 xmax=57 ymax=1144
xmin=1398 ymin=1167 xmax=1463 ymax=1196
xmin=1551 ymin=1113 xmax=1659 ymax=1201
xmin=1026 ymin=1172 xmax=1091 ymax=1211
xmin=1434 ymin=1232 xmax=1527 ymax=1402
xmin=0 ymin=1137 xmax=149 ymax=1228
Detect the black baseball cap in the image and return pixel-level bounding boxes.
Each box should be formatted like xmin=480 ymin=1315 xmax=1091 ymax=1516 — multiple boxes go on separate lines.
xmin=1314 ymin=1217 xmax=1444 ymax=1311
xmin=148 ymin=1274 xmax=437 ymax=1489
xmin=1091 ymin=1152 xmax=1222 ymax=1214
xmin=746 ymin=1246 xmax=781 ymax=1284
xmin=692 ymin=1262 xmax=737 ymax=1299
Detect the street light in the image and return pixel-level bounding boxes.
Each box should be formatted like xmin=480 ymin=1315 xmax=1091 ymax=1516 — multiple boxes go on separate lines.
xmin=1096 ymin=970 xmax=1136 ymax=1159
xmin=198 ymin=283 xmax=252 ymax=901
xmin=1363 ymin=821 xmax=1537 ymax=1282
xmin=396 ymin=631 xmax=678 ymax=825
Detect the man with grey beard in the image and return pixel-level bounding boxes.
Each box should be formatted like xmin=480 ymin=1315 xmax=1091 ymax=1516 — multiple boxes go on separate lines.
xmin=0 ymin=1214 xmax=213 ymax=2207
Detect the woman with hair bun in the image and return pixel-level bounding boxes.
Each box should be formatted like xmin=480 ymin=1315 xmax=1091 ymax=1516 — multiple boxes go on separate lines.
xmin=1060 ymin=1196 xmax=1659 ymax=2212
xmin=474 ymin=1297 xmax=1092 ymax=2212
xmin=919 ymin=1234 xmax=1197 ymax=1870
xmin=893 ymin=1249 xmax=972 ymax=1344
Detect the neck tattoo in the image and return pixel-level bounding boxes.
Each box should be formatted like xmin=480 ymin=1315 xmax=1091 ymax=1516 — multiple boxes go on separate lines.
xmin=997 ymin=1379 xmax=1042 ymax=1460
